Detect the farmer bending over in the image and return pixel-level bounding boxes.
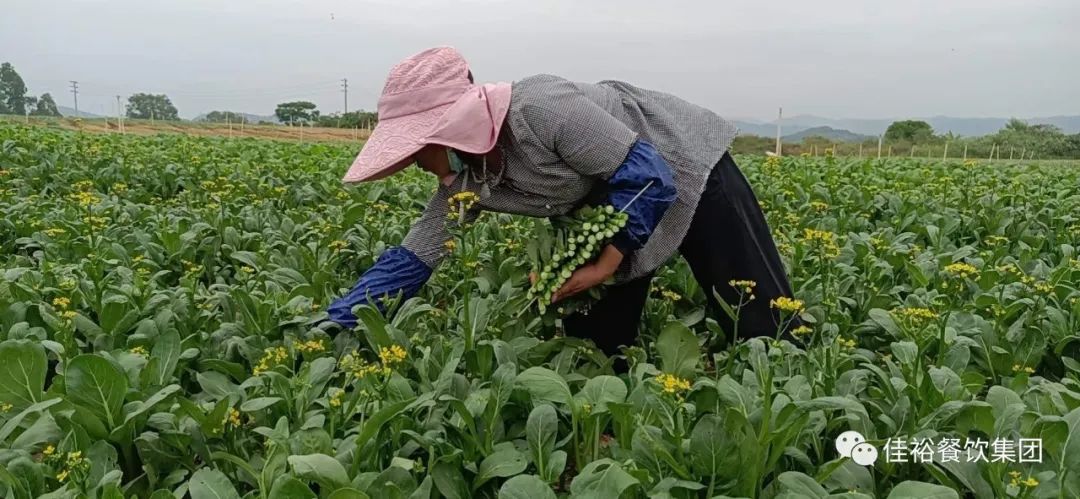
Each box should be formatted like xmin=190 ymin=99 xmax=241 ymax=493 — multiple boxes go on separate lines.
xmin=325 ymin=46 xmax=798 ymax=359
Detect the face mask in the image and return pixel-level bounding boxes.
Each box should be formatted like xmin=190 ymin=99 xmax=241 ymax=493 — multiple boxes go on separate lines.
xmin=447 ymin=149 xmax=468 ymax=174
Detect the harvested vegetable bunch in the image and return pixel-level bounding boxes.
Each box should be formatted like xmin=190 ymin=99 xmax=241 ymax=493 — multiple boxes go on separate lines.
xmin=526 ymin=204 xmax=629 ymax=314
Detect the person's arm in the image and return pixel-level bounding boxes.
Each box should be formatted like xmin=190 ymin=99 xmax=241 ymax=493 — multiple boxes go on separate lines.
xmin=326 ymin=246 xmax=433 ymax=328
xmin=519 ymin=78 xmax=676 ymax=301
xmin=327 ymin=184 xmax=476 ymax=327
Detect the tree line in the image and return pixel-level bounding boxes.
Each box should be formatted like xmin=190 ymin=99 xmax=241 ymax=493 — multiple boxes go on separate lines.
xmin=3 ymin=61 xmax=1076 ymax=157
xmin=0 ymin=62 xmax=181 ymax=120
xmin=733 ymin=119 xmax=1080 ymax=159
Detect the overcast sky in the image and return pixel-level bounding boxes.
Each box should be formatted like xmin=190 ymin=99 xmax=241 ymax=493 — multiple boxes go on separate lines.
xmin=3 ymin=0 xmax=1077 ymax=120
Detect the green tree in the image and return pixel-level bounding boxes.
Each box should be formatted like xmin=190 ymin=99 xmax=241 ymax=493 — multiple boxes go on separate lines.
xmin=0 ymin=62 xmax=28 ymax=115
xmin=31 ymin=93 xmax=61 ymax=116
xmin=201 ymin=111 xmax=247 ymax=123
xmin=315 ymin=110 xmax=379 ymax=128
xmin=885 ymin=120 xmax=935 ymax=143
xmin=275 ymin=101 xmax=319 ymax=124
xmin=126 ymin=93 xmax=180 ymax=120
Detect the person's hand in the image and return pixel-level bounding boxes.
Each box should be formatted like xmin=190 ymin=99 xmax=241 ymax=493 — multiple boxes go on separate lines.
xmin=551 ymin=262 xmax=613 ymax=303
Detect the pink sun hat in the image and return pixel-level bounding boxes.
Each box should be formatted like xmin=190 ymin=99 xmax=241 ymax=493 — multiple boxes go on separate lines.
xmin=343 ymin=46 xmax=513 ymax=183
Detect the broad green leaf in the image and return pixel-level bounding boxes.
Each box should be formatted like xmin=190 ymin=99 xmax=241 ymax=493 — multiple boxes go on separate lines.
xmin=776 ymin=471 xmax=828 ymax=498
xmin=0 ymin=339 xmax=47 ymax=411
xmin=690 ymin=414 xmax=730 ymax=479
xmin=288 ymin=453 xmax=349 ymax=491
xmin=188 ymin=468 xmax=242 ymax=499
xmin=149 ymin=330 xmax=181 ymax=386
xmin=123 ymin=384 xmax=181 ymax=424
xmin=885 ymin=481 xmax=959 ymax=499
xmin=656 ymin=321 xmax=699 ymax=378
xmin=890 ymin=342 xmax=918 ymax=366
xmin=351 ymin=398 xmax=413 ymax=471
xmin=431 ymin=459 xmax=470 ymax=499
xmin=11 ymin=410 xmax=60 ymax=449
xmin=578 ymin=375 xmax=627 ymax=413
xmin=66 ymin=354 xmax=128 ymax=429
xmin=328 ymin=488 xmax=371 ymax=499
xmin=240 ymin=397 xmax=283 ymax=412
xmin=0 ymin=398 xmax=62 ymax=442
xmin=526 ymin=404 xmax=558 ymax=474
xmin=516 ymin=367 xmax=572 ymax=405
xmin=267 ymin=475 xmax=316 ymax=499
xmin=196 ymin=371 xmax=240 ymax=400
xmin=569 ymin=459 xmax=640 ymax=499
xmin=474 ymin=448 xmax=528 ymax=489
xmin=498 ymin=475 xmax=557 ymax=499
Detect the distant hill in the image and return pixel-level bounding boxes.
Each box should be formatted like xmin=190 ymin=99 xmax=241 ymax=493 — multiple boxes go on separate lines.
xmin=734 ymin=115 xmax=1080 ymax=137
xmin=57 ymin=106 xmax=103 ymax=119
xmin=783 ymin=126 xmax=872 ymax=143
xmin=192 ymin=112 xmax=278 ymax=124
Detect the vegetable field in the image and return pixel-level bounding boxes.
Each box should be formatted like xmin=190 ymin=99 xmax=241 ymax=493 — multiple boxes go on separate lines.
xmin=2 ymin=123 xmax=1080 ymax=499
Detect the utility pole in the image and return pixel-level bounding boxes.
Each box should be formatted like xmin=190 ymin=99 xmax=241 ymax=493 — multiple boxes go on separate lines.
xmin=115 ymin=95 xmax=125 ymax=134
xmin=341 ymin=78 xmax=349 ymax=114
xmin=877 ymin=135 xmax=883 ymax=158
xmin=774 ymin=107 xmax=782 ymax=156
xmin=943 ymin=141 xmax=949 ymax=160
xmin=69 ymin=81 xmax=79 ymax=117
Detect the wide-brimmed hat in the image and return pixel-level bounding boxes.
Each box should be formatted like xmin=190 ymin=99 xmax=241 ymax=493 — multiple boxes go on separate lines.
xmin=343 ymin=46 xmax=512 ymax=183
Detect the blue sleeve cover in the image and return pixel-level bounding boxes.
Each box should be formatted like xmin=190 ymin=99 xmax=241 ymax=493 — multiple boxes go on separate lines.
xmin=326 ymin=246 xmax=433 ymax=328
xmin=607 ymin=140 xmax=678 ymax=255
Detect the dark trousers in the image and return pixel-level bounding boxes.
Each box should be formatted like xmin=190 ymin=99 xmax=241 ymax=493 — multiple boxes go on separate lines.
xmin=564 ymin=152 xmax=797 ymax=357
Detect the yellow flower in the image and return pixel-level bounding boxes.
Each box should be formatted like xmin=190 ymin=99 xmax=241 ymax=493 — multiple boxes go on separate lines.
xmin=729 ymin=279 xmax=757 ymax=294
xmin=660 ymin=289 xmax=682 ymax=302
xmin=770 ymin=296 xmax=805 ymax=314
xmin=52 ymin=297 xmax=70 ymax=309
xmin=43 ymin=444 xmax=55 ymax=456
xmin=56 ymin=469 xmax=70 ymax=482
xmin=240 ymin=266 xmax=255 ymax=274
xmin=792 ymin=325 xmax=812 ymax=337
xmin=253 ymin=346 xmax=289 ymax=375
xmin=296 ymin=339 xmax=326 ymax=354
xmin=838 ymin=338 xmax=857 ymax=350
xmin=329 ymin=388 xmax=345 ymax=408
xmin=328 ymin=240 xmax=348 ymax=252
xmin=341 ymin=352 xmax=385 ymax=379
xmin=112 ymin=183 xmax=128 ymax=194
xmin=66 ymin=451 xmax=82 ymax=464
xmin=800 ymin=228 xmax=840 ymax=258
xmin=809 ymin=201 xmax=829 ymax=212
xmin=1033 ymin=282 xmax=1053 ymax=295
xmin=129 ymin=346 xmax=148 ymax=356
xmin=1022 ymin=476 xmax=1039 ymax=487
xmin=443 ymin=239 xmax=457 ymax=252
xmin=68 ymin=190 xmax=99 ymax=207
xmin=379 ymin=345 xmax=407 ymax=366
xmin=655 ymin=373 xmax=692 ymax=396
xmin=1012 ymin=364 xmax=1036 ymax=374
xmin=892 ymin=307 xmax=938 ymax=325
xmin=944 ymin=262 xmax=979 ymax=279
xmin=44 ymin=227 xmax=67 ymax=237
xmin=0 ymin=403 xmax=12 ymax=413
xmin=1009 ymin=471 xmax=1022 ymax=479
xmin=224 ymin=407 xmax=241 ymax=427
